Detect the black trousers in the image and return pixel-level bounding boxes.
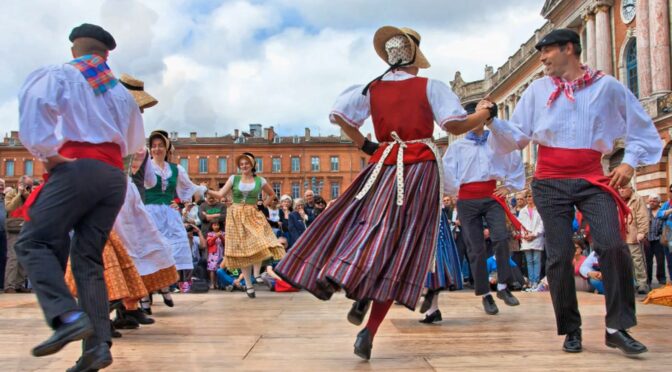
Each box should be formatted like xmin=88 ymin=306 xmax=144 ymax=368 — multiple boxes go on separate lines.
xmin=16 ymin=159 xmax=126 ymax=350
xmin=456 ymin=198 xmax=513 ymax=296
xmin=645 ymin=239 xmax=668 ymax=284
xmin=532 ymin=179 xmax=636 ymax=335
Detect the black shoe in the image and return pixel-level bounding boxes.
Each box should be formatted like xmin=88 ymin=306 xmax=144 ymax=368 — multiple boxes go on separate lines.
xmin=419 ymin=310 xmax=442 ymax=324
xmin=419 ymin=290 xmax=436 ymax=314
xmin=160 ymin=291 xmax=174 ymax=307
xmin=605 ymin=330 xmax=648 ymax=355
xmin=112 ymin=316 xmax=140 ymax=330
xmin=124 ymin=309 xmax=155 ymax=325
xmin=246 ymin=287 xmax=256 ymax=299
xmin=66 ymin=343 xmax=113 ymax=372
xmin=347 ymin=300 xmax=371 ymax=326
xmin=108 ymin=300 xmax=124 ymax=313
xmin=353 ymin=328 xmax=372 ymax=360
xmin=636 ymin=285 xmax=651 ymax=295
xmin=563 ymin=328 xmax=582 ymax=353
xmin=482 ymin=295 xmax=499 ymax=315
xmin=496 ymin=288 xmax=520 ymax=306
xmin=32 ymin=313 xmax=94 ymax=357
xmin=110 ymin=321 xmax=121 ymax=339
xmin=140 ymin=297 xmax=152 ymax=315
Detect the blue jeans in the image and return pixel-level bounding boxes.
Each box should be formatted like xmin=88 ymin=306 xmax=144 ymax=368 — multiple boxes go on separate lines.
xmin=524 ymin=250 xmax=542 ymax=285
xmin=589 ymin=278 xmax=605 ymax=294
xmin=216 ymin=268 xmax=246 ymax=288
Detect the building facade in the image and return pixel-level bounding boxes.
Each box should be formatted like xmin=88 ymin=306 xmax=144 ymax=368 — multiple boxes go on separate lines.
xmin=451 ymin=0 xmax=672 ymax=199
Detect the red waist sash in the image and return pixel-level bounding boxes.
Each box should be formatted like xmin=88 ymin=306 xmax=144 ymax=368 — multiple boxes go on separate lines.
xmin=534 ymin=145 xmax=629 ymax=236
xmin=368 ymin=142 xmax=435 ymax=165
xmin=458 ymin=180 xmax=526 ymax=232
xmin=22 ymin=141 xmax=124 ymax=221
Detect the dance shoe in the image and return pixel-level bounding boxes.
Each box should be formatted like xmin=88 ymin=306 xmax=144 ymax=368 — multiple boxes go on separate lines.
xmin=419 ymin=290 xmax=436 ymax=314
xmin=482 ymin=295 xmax=499 ymax=315
xmin=496 ymin=288 xmax=520 ymax=306
xmin=353 ymin=328 xmax=373 ymax=360
xmin=605 ymin=330 xmax=648 ymax=355
xmin=246 ymin=287 xmax=256 ymax=299
xmin=32 ymin=313 xmax=93 ymax=357
xmin=66 ymin=343 xmax=113 ymax=372
xmin=347 ymin=300 xmax=371 ymax=326
xmin=562 ymin=328 xmax=582 ymax=353
xmin=419 ymin=310 xmax=442 ymax=324
xmin=160 ymin=291 xmax=174 ymax=307
xmin=124 ymin=310 xmax=155 ymax=325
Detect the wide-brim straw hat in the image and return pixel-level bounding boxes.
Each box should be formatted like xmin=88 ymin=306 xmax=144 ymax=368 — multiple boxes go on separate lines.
xmin=119 ymin=73 xmax=158 ymax=109
xmin=373 ymin=26 xmax=430 ymax=69
xmin=148 ymin=130 xmax=173 ymax=157
xmin=235 ymin=153 xmax=256 ymax=169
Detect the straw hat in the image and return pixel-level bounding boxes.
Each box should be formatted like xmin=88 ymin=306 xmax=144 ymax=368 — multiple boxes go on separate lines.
xmin=148 ymin=130 xmax=172 ymax=160
xmin=235 ymin=152 xmax=257 ymax=169
xmin=373 ymin=26 xmax=430 ymax=69
xmin=119 ymin=73 xmax=158 ymax=109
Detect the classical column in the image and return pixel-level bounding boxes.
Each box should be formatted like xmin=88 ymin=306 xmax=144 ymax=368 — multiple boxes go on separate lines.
xmin=583 ymin=12 xmax=597 ymax=67
xmin=650 ymin=0 xmax=671 ymax=94
xmin=637 ymin=0 xmax=653 ymax=98
xmin=594 ymin=5 xmax=613 ymax=75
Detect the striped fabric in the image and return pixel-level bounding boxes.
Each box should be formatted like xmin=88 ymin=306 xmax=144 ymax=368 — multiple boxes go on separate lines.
xmin=425 ymin=211 xmax=463 ymax=291
xmin=275 ymin=161 xmax=441 ymax=310
xmin=68 ymin=54 xmax=118 ymax=95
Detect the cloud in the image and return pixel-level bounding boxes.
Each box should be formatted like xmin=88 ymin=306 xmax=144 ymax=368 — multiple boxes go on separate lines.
xmin=0 ymin=0 xmax=546 ymax=139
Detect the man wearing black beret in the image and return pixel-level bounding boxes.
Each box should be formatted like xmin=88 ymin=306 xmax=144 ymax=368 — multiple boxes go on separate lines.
xmin=479 ymin=28 xmax=661 ymax=356
xmin=15 ymin=23 xmax=145 ymax=371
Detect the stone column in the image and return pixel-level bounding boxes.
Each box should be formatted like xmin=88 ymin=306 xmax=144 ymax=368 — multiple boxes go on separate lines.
xmin=637 ymin=0 xmax=653 ymax=98
xmin=594 ymin=5 xmax=613 ymax=75
xmin=650 ymin=0 xmax=671 ymax=94
xmin=583 ymin=12 xmax=597 ymax=67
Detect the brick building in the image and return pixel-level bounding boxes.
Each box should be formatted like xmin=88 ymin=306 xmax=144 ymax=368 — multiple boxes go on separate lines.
xmin=451 ymin=0 xmax=672 ymax=199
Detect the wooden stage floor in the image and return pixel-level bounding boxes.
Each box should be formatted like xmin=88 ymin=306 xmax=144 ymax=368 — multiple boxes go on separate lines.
xmin=0 ymin=290 xmax=670 ymax=371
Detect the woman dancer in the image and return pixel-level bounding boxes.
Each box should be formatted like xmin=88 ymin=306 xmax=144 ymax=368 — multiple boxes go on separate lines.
xmin=206 ymin=152 xmax=284 ymax=298
xmin=274 ymin=26 xmax=493 ymax=360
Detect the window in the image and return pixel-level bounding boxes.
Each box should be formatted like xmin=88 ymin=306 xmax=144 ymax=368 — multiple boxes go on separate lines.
xmin=180 ymin=158 xmax=189 ymax=172
xmin=360 ymin=157 xmax=366 ymax=169
xmin=331 ymin=182 xmax=340 ymax=199
xmin=272 ymin=157 xmax=281 ymax=173
xmin=291 ymin=157 xmax=300 ymax=172
xmin=330 ymin=156 xmax=339 ymax=171
xmin=292 ymin=182 xmax=300 ymax=199
xmin=24 ymin=160 xmax=34 ymax=176
xmin=625 ymin=39 xmax=638 ymax=98
xmin=311 ymin=156 xmax=320 ymax=171
xmin=198 ymin=157 xmax=208 ymax=173
xmin=5 ymin=160 xmax=14 ymax=177
xmin=256 ymin=157 xmax=263 ymax=173
xmin=273 ymin=182 xmax=281 ymax=196
xmin=218 ymin=158 xmax=227 ymax=173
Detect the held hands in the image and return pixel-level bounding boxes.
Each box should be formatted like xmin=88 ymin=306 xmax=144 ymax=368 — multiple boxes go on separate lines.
xmin=476 ymin=97 xmax=498 ymax=121
xmin=608 ymin=163 xmax=635 ymax=188
xmin=44 ymin=154 xmax=76 ymax=171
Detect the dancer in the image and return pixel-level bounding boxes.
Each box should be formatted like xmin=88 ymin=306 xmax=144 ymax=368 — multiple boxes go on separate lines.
xmin=15 ymin=23 xmax=144 ymax=371
xmin=442 ymin=121 xmax=525 ymax=315
xmin=145 ymin=130 xmax=206 ymax=299
xmin=206 ymin=152 xmax=285 ymax=298
xmin=275 ymin=26 xmax=493 ymax=360
xmin=484 ymin=28 xmax=662 ymax=354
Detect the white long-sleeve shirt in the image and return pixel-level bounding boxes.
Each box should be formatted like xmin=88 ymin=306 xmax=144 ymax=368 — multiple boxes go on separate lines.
xmin=442 ymin=133 xmax=525 ymax=196
xmin=18 ymin=64 xmax=145 ymax=161
xmin=517 ymin=205 xmax=544 ymax=251
xmin=488 ymin=75 xmax=662 ymax=168
xmin=329 ymin=70 xmax=467 ymax=130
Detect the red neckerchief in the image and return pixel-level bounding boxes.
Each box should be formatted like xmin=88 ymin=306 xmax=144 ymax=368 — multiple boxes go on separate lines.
xmin=547 ymin=66 xmax=604 ymax=107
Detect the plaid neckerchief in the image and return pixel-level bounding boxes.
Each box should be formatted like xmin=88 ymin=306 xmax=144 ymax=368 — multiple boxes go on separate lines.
xmin=68 ymin=54 xmax=118 ymax=95
xmin=466 ymin=130 xmax=490 ymax=145
xmin=546 ymin=65 xmax=604 ymax=107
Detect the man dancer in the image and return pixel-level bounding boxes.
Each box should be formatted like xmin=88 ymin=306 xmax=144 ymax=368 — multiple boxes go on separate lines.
xmin=443 ymin=121 xmax=525 ymax=315
xmin=484 ymin=29 xmax=661 ymax=354
xmin=15 ymin=23 xmax=144 ymax=371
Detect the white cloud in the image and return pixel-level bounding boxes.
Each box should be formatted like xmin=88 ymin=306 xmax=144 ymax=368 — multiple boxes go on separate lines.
xmin=0 ymin=0 xmax=547 ymax=139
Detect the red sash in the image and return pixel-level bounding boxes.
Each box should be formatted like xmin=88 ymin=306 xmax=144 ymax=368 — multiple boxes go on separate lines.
xmin=534 ymin=145 xmax=629 ymax=237
xmin=458 ymin=180 xmax=526 ymax=232
xmin=21 ymin=141 xmax=123 ymax=221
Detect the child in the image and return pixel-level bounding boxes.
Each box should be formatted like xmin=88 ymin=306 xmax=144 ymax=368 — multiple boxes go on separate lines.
xmin=206 ymin=221 xmax=225 ymax=289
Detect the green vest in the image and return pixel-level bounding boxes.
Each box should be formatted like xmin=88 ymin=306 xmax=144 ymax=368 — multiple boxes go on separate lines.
xmin=145 ymin=163 xmax=178 ymax=205
xmin=232 ymin=175 xmax=261 ymax=205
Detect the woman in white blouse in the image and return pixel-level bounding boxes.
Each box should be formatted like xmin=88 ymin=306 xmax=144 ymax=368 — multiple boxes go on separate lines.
xmin=517 ymin=192 xmax=544 ymax=288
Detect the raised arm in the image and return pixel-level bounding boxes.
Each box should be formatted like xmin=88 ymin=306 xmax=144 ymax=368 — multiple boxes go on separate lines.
xmin=208 ymin=177 xmax=233 ymax=200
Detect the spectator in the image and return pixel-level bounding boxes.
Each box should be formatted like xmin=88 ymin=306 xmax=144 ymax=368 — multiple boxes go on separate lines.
xmin=187 ymin=224 xmax=206 ymax=273
xmin=4 ymin=175 xmax=33 ymax=293
xmin=279 ymin=194 xmax=293 ymax=241
xmin=288 ymin=198 xmax=309 ymax=247
xmin=198 ymin=193 xmax=226 ymax=234
xmin=264 ymin=196 xmax=282 ymax=236
xmin=182 ymin=200 xmax=201 ymax=227
xmin=573 ymin=241 xmax=591 ymax=292
xmin=304 ymin=189 xmax=316 ymax=222
xmin=649 ymin=195 xmax=669 ymax=286
xmin=513 ymin=191 xmax=527 ymax=217
xmin=216 ymin=268 xmax=245 ymax=291
xmin=313 ymin=196 xmax=327 ymax=219
xmin=0 ymin=179 xmax=6 ymax=289
xmin=206 ymin=221 xmax=225 ymax=289
xmin=580 ymin=251 xmax=604 ymax=294
xmin=518 ymin=192 xmax=544 ymax=289
xmin=486 ymin=254 xmax=526 ymax=291
xmin=619 ymin=183 xmax=650 ymax=294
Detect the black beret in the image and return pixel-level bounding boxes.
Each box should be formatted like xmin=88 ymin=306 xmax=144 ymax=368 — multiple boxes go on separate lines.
xmin=534 ymin=28 xmax=580 ymax=51
xmin=69 ymin=23 xmax=116 ymax=51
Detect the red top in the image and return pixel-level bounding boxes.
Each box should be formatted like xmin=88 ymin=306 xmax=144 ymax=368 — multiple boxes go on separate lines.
xmin=368 ymin=77 xmax=436 ymax=165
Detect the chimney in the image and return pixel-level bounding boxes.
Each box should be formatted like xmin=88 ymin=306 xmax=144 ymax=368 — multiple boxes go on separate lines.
xmin=234 ymin=129 xmax=240 ymax=138
xmin=267 ymin=126 xmax=275 ymax=142
xmin=190 ymin=132 xmax=197 ymax=142
xmin=339 ymin=128 xmax=349 ymax=141
xmin=305 ymin=127 xmax=311 ymax=141
xmin=263 ymin=128 xmax=269 ymax=139
xmin=10 ymin=130 xmax=19 ymax=139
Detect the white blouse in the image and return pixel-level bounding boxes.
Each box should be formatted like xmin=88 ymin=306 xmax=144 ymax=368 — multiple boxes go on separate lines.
xmin=329 ymin=71 xmax=467 ymax=130
xmin=18 ymin=64 xmax=145 ymax=161
xmin=489 ymin=75 xmax=662 ymax=168
xmin=227 ymin=175 xmax=268 ymax=192
xmin=151 ymin=161 xmax=207 ymax=201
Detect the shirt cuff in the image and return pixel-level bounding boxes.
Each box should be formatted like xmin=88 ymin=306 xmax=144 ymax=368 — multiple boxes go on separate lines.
xmin=621 ymin=151 xmax=639 ymax=169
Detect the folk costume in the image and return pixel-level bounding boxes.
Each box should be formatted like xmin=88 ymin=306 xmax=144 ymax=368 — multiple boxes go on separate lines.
xmin=275 ymin=26 xmax=467 ymax=360
xmin=15 ymin=23 xmax=144 ymax=366
xmin=489 ymin=29 xmax=661 ymax=354
xmin=443 ymin=129 xmax=525 ymax=313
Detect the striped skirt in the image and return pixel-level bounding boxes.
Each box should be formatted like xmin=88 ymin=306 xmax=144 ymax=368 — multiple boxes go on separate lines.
xmin=275 ymin=161 xmax=441 ymax=310
xmin=425 ymin=211 xmax=463 ymax=291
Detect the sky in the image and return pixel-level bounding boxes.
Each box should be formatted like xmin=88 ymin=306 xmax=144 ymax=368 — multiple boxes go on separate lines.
xmin=0 ymin=0 xmax=547 ymax=139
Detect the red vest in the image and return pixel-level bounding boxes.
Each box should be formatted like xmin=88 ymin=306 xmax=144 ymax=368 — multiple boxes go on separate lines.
xmin=368 ymin=77 xmax=436 ymax=165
